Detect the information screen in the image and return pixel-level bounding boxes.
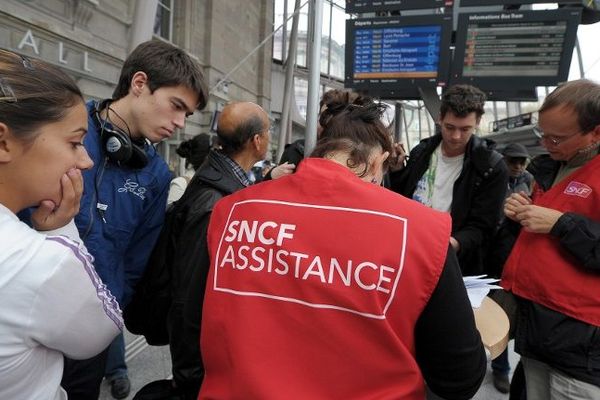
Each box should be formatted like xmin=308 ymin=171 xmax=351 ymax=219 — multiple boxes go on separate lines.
xmin=463 ymin=20 xmax=566 ymax=78
xmin=346 ymin=0 xmax=449 ymax=13
xmin=451 ymin=9 xmax=581 ymax=89
xmin=345 ymin=15 xmax=452 ymax=99
xmin=460 ymin=0 xmax=581 ymax=6
xmin=354 ymin=25 xmax=442 ymax=80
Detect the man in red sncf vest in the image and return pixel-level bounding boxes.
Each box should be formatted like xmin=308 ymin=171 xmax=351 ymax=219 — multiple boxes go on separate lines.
xmin=502 ymin=79 xmax=600 ymax=399
xmin=198 ymin=102 xmax=486 ymax=400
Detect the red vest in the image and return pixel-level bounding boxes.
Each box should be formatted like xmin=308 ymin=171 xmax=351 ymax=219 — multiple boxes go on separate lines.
xmin=502 ymin=155 xmax=600 ymax=326
xmin=199 ymin=158 xmax=451 ymax=400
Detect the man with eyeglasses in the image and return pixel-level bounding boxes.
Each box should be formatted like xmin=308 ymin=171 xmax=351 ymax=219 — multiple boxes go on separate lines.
xmin=502 ymin=79 xmax=600 ymax=399
xmin=390 ymin=84 xmax=508 ymax=276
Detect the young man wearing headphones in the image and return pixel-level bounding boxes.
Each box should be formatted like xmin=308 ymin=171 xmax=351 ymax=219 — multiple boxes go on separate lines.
xmin=63 ymin=40 xmax=207 ymax=400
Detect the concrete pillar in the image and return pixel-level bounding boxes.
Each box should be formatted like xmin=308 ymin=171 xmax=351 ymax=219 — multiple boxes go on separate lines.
xmin=129 ymin=0 xmax=159 ymax=52
xmin=304 ymin=0 xmax=323 ymax=156
xmin=277 ymin=0 xmax=301 ymax=162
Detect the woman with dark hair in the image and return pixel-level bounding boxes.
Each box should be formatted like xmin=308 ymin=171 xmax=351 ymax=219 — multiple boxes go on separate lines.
xmin=197 ymin=102 xmax=486 ymax=400
xmin=277 ymin=88 xmax=374 ymax=168
xmin=0 ymin=50 xmax=122 ymax=399
xmin=168 ymin=133 xmax=211 ymax=204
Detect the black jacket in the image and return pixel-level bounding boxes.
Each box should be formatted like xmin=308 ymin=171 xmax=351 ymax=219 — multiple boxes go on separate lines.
xmin=168 ymin=150 xmax=245 ymax=398
xmin=263 ymin=139 xmax=305 ymax=181
xmin=514 ymin=154 xmax=600 ymax=387
xmin=279 ymin=139 xmax=305 ymax=166
xmin=390 ymin=134 xmax=508 ymax=275
xmin=416 ymin=246 xmax=487 ymax=400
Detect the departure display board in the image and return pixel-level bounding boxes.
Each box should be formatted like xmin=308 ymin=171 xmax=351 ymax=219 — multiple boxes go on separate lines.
xmin=463 ymin=19 xmax=566 ymax=78
xmin=345 ymin=15 xmax=452 ymax=99
xmin=346 ymin=0 xmax=450 ymax=13
xmin=460 ymin=0 xmax=581 ymax=6
xmin=450 ymin=9 xmax=581 ymax=89
xmin=354 ymin=25 xmax=442 ymax=79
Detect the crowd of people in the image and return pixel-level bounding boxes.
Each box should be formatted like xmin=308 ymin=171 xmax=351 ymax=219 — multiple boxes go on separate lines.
xmin=1 ymin=37 xmax=600 ymax=400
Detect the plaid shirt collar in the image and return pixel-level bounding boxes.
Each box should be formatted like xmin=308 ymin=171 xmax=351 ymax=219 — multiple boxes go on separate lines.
xmin=213 ymin=150 xmax=251 ymax=187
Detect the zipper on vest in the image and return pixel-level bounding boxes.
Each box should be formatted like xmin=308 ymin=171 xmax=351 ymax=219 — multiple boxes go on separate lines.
xmin=83 ymin=157 xmax=108 ymax=239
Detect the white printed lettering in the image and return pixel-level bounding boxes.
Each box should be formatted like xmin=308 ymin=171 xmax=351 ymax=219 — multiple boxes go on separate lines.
xmin=258 ymin=221 xmax=277 ymax=245
xmin=224 ymin=220 xmax=296 ymax=246
xmin=224 ymin=221 xmax=240 ymax=242
xmin=83 ymin=51 xmax=92 ymax=72
xmin=377 ymin=265 xmax=396 ymax=294
xmin=220 ymin=245 xmax=236 ymax=268
xmin=274 ymin=249 xmax=290 ymax=275
xmin=58 ymin=42 xmax=67 ymax=64
xmin=302 ymin=256 xmax=326 ymax=283
xmin=328 ymin=257 xmax=352 ymax=286
xmin=250 ymin=247 xmax=266 ymax=272
xmin=239 ymin=220 xmax=258 ymax=243
xmin=236 ymin=245 xmax=249 ymax=270
xmin=218 ymin=244 xmax=395 ymax=295
xmin=18 ymin=30 xmax=39 ymax=54
xmin=290 ymin=252 xmax=309 ymax=278
xmin=213 ymin=200 xmax=407 ymax=319
xmin=355 ymin=262 xmax=378 ymax=291
xmin=277 ymin=224 xmax=296 ymax=246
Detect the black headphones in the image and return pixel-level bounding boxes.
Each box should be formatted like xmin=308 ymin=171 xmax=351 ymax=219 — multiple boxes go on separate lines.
xmin=93 ymin=99 xmax=149 ymax=169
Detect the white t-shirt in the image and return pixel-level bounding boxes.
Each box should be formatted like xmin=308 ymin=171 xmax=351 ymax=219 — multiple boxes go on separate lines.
xmin=413 ymin=145 xmax=464 ymax=212
xmin=167 ymin=169 xmax=195 ymax=205
xmin=0 ymin=204 xmax=122 ymax=400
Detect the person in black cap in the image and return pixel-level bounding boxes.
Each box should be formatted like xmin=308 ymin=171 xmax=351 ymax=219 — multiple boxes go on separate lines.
xmin=488 ymin=142 xmax=534 ymax=394
xmin=502 ymin=143 xmax=533 ymax=195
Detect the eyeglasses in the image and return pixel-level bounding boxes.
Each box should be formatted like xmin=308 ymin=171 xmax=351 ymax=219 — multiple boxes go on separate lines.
xmin=534 ymin=124 xmax=583 ymax=146
xmin=253 ymin=127 xmax=273 ymax=137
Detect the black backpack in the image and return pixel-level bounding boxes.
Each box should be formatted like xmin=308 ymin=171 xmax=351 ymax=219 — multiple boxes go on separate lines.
xmin=123 ymin=197 xmax=184 ymax=345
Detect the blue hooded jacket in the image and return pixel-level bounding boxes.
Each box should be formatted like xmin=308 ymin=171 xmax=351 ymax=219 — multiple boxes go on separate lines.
xmin=76 ymin=101 xmax=172 ymax=305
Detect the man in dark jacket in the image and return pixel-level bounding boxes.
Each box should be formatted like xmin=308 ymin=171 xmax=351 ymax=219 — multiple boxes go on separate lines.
xmin=167 ymin=102 xmax=271 ymax=399
xmin=487 ymin=142 xmax=533 ymax=393
xmin=503 ymin=143 xmax=533 ymax=196
xmin=390 ymin=84 xmax=508 ymax=275
xmin=502 ymin=79 xmax=600 ymax=399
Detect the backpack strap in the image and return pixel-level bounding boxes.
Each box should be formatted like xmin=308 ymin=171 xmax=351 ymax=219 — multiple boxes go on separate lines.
xmin=472 ymin=149 xmax=504 ymax=189
xmin=489 ymin=150 xmax=503 ymax=170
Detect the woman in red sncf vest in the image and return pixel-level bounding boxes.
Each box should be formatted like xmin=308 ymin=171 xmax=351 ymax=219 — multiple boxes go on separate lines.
xmin=199 ymin=102 xmax=486 ymax=400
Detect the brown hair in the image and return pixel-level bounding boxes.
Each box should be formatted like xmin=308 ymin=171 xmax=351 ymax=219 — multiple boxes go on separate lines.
xmin=539 ymin=79 xmax=600 ymax=133
xmin=440 ymin=84 xmax=486 ymax=119
xmin=0 ymin=49 xmax=83 ymax=142
xmin=318 ymin=89 xmax=372 ymax=130
xmin=112 ymin=40 xmax=208 ymax=111
xmin=311 ymin=102 xmax=393 ymax=177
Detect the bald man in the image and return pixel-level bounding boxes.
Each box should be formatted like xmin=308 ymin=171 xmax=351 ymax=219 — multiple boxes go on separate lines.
xmin=165 ymin=102 xmax=271 ymax=399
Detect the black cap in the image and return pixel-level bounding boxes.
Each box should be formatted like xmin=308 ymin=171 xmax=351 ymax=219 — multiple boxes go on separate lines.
xmin=502 ymin=143 xmax=529 ymax=158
